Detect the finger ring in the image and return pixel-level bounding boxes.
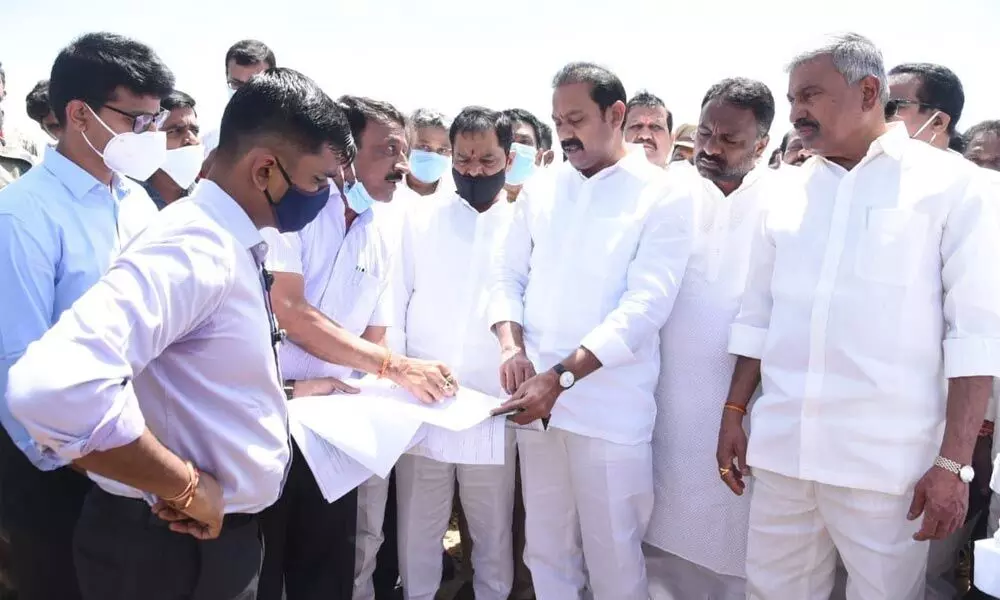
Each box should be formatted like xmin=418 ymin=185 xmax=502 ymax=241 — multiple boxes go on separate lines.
xmin=444 ymin=376 xmax=456 ymax=385
xmin=719 ymin=467 xmax=731 ymax=476
xmin=443 ymin=382 xmax=454 ymax=391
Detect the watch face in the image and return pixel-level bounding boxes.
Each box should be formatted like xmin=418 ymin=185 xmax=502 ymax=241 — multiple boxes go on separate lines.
xmin=559 ymin=371 xmax=575 ymax=389
xmin=959 ymin=465 xmax=975 ymax=483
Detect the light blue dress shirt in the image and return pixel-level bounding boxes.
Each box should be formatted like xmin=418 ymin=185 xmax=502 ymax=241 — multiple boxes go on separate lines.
xmin=0 ymin=146 xmax=156 ymax=469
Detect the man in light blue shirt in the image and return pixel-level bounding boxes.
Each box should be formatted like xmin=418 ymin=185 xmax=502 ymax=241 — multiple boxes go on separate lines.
xmin=0 ymin=32 xmax=171 ymax=600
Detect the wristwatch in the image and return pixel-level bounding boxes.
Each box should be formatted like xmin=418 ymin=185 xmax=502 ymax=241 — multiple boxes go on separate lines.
xmin=934 ymin=455 xmax=975 ymax=483
xmin=552 ymin=364 xmax=575 ymax=390
xmin=283 ymin=379 xmax=296 ymax=401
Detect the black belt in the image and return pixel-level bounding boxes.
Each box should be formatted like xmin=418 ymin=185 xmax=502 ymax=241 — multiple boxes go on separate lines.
xmin=89 ymin=486 xmax=256 ymax=530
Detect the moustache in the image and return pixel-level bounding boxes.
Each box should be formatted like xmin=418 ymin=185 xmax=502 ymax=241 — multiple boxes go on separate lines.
xmin=385 ymin=171 xmax=404 ymax=183
xmin=637 ymin=137 xmax=656 ymax=149
xmin=695 ymin=152 xmax=724 ymax=168
xmin=793 ymin=118 xmax=820 ymax=132
xmin=560 ymin=138 xmax=584 ymax=153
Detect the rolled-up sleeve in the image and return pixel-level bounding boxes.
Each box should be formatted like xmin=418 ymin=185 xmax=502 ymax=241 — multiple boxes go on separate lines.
xmin=487 ymin=192 xmax=532 ymax=329
xmin=6 ymin=228 xmax=235 ymax=463
xmin=729 ymin=202 xmax=777 ymax=359
xmin=941 ymin=171 xmax=1000 ymax=379
xmin=0 ymin=213 xmax=63 ymax=469
xmin=580 ymin=186 xmax=695 ymax=368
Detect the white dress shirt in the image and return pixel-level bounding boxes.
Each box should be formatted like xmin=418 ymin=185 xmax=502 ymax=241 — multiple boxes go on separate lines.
xmin=488 ymin=149 xmax=695 ymax=445
xmin=647 ymin=163 xmax=781 ymax=577
xmin=398 ymin=192 xmax=513 ymax=397
xmin=6 ymin=181 xmax=291 ymax=513
xmin=265 ymin=190 xmax=392 ymax=380
xmin=730 ymin=124 xmax=1000 ymax=495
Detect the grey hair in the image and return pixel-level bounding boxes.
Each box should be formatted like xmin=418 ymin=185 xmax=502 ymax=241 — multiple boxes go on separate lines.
xmin=409 ymin=108 xmax=451 ymax=132
xmin=786 ymin=32 xmax=889 ymax=105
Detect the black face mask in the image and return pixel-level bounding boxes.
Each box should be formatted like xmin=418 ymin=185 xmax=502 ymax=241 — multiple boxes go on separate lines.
xmin=452 ymin=168 xmax=506 ymax=207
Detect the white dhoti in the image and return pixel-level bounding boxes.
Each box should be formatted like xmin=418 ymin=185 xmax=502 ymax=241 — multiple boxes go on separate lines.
xmin=395 ymin=428 xmax=517 ymax=600
xmin=517 ymin=427 xmax=653 ymax=600
xmin=644 ymin=544 xmax=745 ymax=600
xmin=353 ymin=473 xmax=391 ymax=600
xmin=746 ymin=469 xmax=929 ymax=600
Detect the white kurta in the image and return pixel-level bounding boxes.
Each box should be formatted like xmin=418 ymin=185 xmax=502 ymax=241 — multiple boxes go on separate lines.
xmin=646 ymin=165 xmax=777 ymax=579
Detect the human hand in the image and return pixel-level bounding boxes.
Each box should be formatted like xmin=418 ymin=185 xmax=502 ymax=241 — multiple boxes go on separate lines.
xmin=152 ymin=469 xmax=225 ymax=540
xmin=716 ymin=410 xmax=750 ymax=496
xmin=491 ymin=370 xmax=559 ymax=426
xmin=498 ymin=347 xmax=536 ymax=395
xmin=390 ymin=357 xmax=457 ymax=404
xmin=291 ymin=377 xmax=360 ymax=399
xmin=908 ymin=465 xmax=969 ymax=541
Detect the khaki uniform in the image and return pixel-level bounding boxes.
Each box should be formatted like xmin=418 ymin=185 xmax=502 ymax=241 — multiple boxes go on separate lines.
xmin=0 ymin=128 xmax=41 ymax=189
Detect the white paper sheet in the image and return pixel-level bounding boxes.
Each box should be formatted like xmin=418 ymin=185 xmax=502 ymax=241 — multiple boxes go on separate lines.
xmin=352 ymin=378 xmax=503 ymax=432
xmin=287 ymin=391 xmax=423 ymax=478
xmin=408 ymin=417 xmax=508 ymax=465
xmin=290 ymin=416 xmax=373 ymax=502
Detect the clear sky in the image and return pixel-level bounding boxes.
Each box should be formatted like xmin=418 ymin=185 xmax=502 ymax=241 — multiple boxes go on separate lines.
xmin=2 ymin=0 xmax=998 ymax=152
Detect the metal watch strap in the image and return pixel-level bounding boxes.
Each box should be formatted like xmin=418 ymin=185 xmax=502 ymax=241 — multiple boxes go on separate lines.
xmin=934 ymin=455 xmax=961 ymax=475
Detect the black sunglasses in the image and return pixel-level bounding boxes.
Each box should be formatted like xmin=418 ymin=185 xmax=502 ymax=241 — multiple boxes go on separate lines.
xmin=102 ymin=104 xmax=171 ymax=134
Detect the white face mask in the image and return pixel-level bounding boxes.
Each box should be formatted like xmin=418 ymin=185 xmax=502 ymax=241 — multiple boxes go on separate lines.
xmin=912 ymin=110 xmax=942 ymax=145
xmin=82 ymin=105 xmax=167 ymax=180
xmin=160 ymin=145 xmax=204 ymax=189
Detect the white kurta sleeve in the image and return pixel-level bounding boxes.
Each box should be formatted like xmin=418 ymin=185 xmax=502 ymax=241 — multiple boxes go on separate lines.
xmin=487 ymin=192 xmax=532 ymax=328
xmin=579 ymin=187 xmax=695 ymax=368
xmin=729 ymin=201 xmax=777 ymax=359
xmin=6 ymin=227 xmax=235 ymax=463
xmin=262 ymin=227 xmax=304 ymax=275
xmin=941 ymin=172 xmax=1000 ymax=379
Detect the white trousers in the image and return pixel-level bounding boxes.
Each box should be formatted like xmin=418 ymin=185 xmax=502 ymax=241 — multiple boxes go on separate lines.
xmin=644 ymin=543 xmax=745 ymax=600
xmin=353 ymin=474 xmax=391 ymax=600
xmin=517 ymin=427 xmax=653 ymax=600
xmin=396 ymin=428 xmax=517 ymax=600
xmin=746 ymin=469 xmax=928 ymax=600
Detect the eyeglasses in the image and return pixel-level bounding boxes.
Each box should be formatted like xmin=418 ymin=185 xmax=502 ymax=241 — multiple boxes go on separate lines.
xmin=102 ymin=104 xmax=171 ymax=133
xmin=884 ymin=98 xmax=936 ymax=120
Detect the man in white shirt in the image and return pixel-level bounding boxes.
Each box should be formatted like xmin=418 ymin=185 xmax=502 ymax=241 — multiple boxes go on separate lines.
xmin=0 ymin=33 xmax=168 ymax=600
xmin=489 ymin=62 xmax=695 ymax=600
xmin=964 ymin=121 xmax=1000 ymax=172
xmin=399 ymin=108 xmax=453 ymax=201
xmin=716 ymin=33 xmax=1000 ymax=600
xmin=645 ymin=77 xmax=778 ymax=600
xmin=261 ymin=95 xmax=456 ymax=600
xmin=623 ymin=90 xmax=673 ymax=169
xmin=395 ymin=106 xmax=516 ymax=600
xmin=501 ymin=108 xmax=544 ymax=202
xmin=6 ymin=67 xmax=350 ymax=600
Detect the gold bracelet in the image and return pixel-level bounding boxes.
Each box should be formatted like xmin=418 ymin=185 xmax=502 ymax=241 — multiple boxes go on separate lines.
xmin=163 ymin=461 xmax=197 ymax=504
xmin=723 ymin=403 xmax=747 ymax=416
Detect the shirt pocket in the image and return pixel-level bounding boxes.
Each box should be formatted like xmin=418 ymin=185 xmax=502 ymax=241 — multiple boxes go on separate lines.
xmin=854 ymin=208 xmax=930 ymax=286
xmin=327 ymin=269 xmax=381 ymax=335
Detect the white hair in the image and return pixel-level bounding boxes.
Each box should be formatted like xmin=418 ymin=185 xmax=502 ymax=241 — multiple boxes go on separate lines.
xmin=409 ymin=108 xmax=451 ymax=132
xmin=786 ymin=32 xmax=889 ymax=105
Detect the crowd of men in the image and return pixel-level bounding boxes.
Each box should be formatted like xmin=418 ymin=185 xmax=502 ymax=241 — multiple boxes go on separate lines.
xmin=0 ymin=28 xmax=999 ymax=600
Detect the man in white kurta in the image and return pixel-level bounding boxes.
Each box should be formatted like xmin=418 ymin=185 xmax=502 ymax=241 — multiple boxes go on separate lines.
xmin=646 ymin=77 xmax=782 ymax=600
xmin=717 ymin=34 xmax=1000 ymax=600
xmin=394 ymin=107 xmax=517 ymax=600
xmin=489 ymin=62 xmax=695 ymax=600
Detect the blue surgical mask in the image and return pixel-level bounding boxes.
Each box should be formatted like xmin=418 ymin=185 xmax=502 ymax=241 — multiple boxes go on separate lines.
xmin=265 ymin=160 xmax=329 ymax=233
xmin=344 ymin=177 xmax=376 ymax=214
xmin=506 ymin=142 xmax=538 ymax=186
xmin=408 ymin=149 xmax=450 ymax=184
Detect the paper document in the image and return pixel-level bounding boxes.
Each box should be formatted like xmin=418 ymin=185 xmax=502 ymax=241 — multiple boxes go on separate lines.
xmin=290 ymin=417 xmax=373 ymax=502
xmin=351 ymin=378 xmax=504 ymax=432
xmin=409 ymin=417 xmax=508 ymax=465
xmin=288 ymin=392 xmax=423 ymax=478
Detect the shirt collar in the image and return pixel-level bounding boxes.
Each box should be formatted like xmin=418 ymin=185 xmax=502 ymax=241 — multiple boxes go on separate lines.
xmin=814 ymin=122 xmax=909 ymax=173
xmin=574 ymin=145 xmax=650 ymax=183
xmin=193 ymin=179 xmax=266 ymax=255
xmin=40 ymin=145 xmax=130 ymax=201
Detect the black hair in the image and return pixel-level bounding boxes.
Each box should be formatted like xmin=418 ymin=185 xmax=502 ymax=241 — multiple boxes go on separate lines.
xmin=0 ymin=61 xmax=5 ymax=87
xmin=334 ymin=95 xmax=406 ymax=150
xmin=25 ymin=80 xmax=50 ymax=125
xmin=225 ymin=39 xmax=276 ymax=71
xmin=449 ymin=106 xmax=514 ymax=153
xmin=888 ymin=63 xmax=964 ymax=134
xmin=538 ymin=122 xmax=553 ymax=151
xmin=218 ymin=67 xmax=355 ymax=164
xmin=161 ymin=90 xmax=196 ymax=115
xmin=552 ymin=62 xmax=627 ymax=123
xmin=626 ymin=90 xmax=674 ymax=132
xmin=502 ymin=108 xmax=542 ymax=147
xmin=778 ymin=130 xmax=793 ymax=153
xmin=948 ymin=134 xmax=966 ymax=154
xmin=48 ymin=32 xmax=175 ymax=127
xmin=701 ymin=77 xmax=775 ymax=138
xmin=962 ymin=120 xmax=1000 ymax=148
